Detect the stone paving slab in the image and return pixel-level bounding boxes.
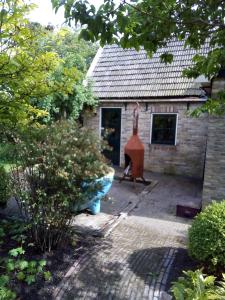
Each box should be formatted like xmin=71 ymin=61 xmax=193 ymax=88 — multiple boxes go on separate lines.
xmin=71 ymin=179 xmax=157 ymax=237
xmin=130 ymin=171 xmax=202 ymax=223
xmin=53 ymin=171 xmax=200 ymax=300
xmin=72 ymin=170 xmax=201 ymax=237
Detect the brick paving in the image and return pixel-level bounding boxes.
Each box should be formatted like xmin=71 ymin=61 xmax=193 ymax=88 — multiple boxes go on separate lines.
xmin=52 ymin=173 xmax=198 ymax=300
xmin=1 ymin=172 xmax=197 ymax=300
xmin=54 ymin=216 xmax=188 ymax=300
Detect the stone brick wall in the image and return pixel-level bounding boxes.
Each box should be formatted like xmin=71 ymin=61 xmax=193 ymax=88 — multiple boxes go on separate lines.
xmin=202 ymin=78 xmax=225 ymax=206
xmin=84 ymin=101 xmax=208 ymax=179
xmin=202 ymin=116 xmax=225 ymax=205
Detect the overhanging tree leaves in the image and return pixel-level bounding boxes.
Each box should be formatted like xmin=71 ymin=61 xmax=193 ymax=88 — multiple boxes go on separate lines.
xmin=52 ymin=0 xmax=225 ymax=114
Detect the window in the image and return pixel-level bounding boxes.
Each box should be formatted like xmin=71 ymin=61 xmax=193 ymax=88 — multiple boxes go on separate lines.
xmin=151 ymin=114 xmax=177 ymax=145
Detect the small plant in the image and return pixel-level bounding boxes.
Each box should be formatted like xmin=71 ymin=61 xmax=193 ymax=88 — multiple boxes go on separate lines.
xmin=11 ymin=120 xmax=108 ymax=252
xmin=188 ymin=200 xmax=225 ymax=274
xmin=0 ymin=219 xmax=51 ymax=299
xmin=0 ymin=284 xmax=16 ymax=300
xmin=0 ymin=166 xmax=10 ymax=208
xmin=2 ymin=248 xmax=49 ymax=285
xmin=171 ymin=269 xmax=225 ymax=300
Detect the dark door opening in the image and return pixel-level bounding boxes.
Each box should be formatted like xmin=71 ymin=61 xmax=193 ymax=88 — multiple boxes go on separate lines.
xmin=101 ymin=108 xmax=121 ymax=166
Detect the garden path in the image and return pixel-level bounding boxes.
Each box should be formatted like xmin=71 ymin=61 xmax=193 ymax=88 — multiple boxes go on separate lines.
xmin=53 ymin=171 xmax=201 ymax=300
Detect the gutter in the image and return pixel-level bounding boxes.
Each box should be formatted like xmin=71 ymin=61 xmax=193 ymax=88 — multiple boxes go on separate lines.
xmin=98 ymin=97 xmax=207 ymax=103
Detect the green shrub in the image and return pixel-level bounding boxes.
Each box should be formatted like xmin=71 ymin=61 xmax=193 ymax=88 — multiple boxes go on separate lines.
xmin=188 ymin=201 xmax=225 ymax=273
xmin=171 ymin=269 xmax=225 ymax=300
xmin=0 ymin=143 xmax=15 ymax=163
xmin=11 ymin=120 xmax=108 ymax=252
xmin=0 ymin=166 xmax=10 ymax=207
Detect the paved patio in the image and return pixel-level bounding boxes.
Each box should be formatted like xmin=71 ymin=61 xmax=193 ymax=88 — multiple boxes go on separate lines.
xmin=54 ymin=171 xmax=202 ymax=300
xmin=130 ymin=171 xmax=202 ymax=222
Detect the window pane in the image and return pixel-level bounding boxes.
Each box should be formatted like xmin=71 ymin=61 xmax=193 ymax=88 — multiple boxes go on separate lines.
xmin=151 ymin=114 xmax=177 ymax=145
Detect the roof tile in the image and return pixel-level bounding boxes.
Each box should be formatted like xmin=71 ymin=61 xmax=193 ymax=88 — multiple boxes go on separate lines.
xmin=88 ymin=41 xmax=210 ymax=98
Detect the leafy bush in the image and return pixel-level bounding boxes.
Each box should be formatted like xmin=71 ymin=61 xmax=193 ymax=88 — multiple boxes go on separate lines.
xmin=0 ymin=166 xmax=10 ymax=207
xmin=0 ymin=143 xmax=15 ymax=164
xmin=188 ymin=201 xmax=225 ymax=273
xmin=11 ymin=121 xmax=108 ymax=252
xmin=171 ymin=269 xmax=225 ymax=300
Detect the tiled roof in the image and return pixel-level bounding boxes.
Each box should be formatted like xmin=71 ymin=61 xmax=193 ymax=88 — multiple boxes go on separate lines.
xmin=88 ymin=40 xmax=210 ymax=99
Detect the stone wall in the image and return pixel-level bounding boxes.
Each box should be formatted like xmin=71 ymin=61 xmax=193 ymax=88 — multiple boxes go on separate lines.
xmin=202 ymin=116 xmax=225 ymax=205
xmin=202 ymin=78 xmax=225 ymax=206
xmin=84 ymin=101 xmax=208 ymax=179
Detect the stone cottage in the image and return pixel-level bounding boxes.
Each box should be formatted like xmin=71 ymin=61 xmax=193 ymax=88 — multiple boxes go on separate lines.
xmin=84 ymin=40 xmax=225 ymax=206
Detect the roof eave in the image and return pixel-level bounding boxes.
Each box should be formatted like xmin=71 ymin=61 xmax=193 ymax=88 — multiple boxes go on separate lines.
xmin=97 ymin=96 xmax=207 ymax=103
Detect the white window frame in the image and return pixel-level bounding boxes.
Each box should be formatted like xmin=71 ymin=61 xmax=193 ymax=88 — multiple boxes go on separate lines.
xmin=99 ymin=107 xmax=123 ymax=165
xmin=150 ymin=113 xmax=178 ymax=146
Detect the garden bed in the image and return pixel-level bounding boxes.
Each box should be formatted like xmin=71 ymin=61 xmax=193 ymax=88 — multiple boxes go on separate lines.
xmin=0 ymin=215 xmax=99 ymax=299
xmin=165 ymin=248 xmax=199 ymax=293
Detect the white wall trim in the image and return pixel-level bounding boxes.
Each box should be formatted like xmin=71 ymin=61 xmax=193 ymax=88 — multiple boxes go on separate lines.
xmin=99 ymin=107 xmax=123 ymax=166
xmin=150 ymin=113 xmax=178 ymax=146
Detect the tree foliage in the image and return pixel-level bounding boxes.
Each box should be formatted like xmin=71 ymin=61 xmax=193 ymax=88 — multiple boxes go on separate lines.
xmin=52 ymin=0 xmax=225 ymax=114
xmin=0 ymin=0 xmax=97 ymax=132
xmin=32 ymin=27 xmax=98 ymax=122
xmin=0 ymin=0 xmax=61 ymax=130
xmin=0 ymin=165 xmax=10 ymax=207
